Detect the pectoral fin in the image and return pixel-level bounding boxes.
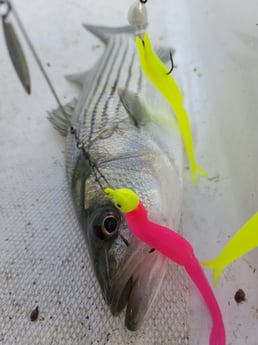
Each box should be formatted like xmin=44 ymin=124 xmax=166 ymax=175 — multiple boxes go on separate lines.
xmin=118 ymin=88 xmax=150 ymax=127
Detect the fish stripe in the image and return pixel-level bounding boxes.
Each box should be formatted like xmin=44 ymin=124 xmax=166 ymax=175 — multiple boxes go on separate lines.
xmin=82 ymin=36 xmax=121 ymax=142
xmin=80 ymin=38 xmax=117 ymax=139
xmin=77 ymin=33 xmax=143 ymax=148
xmin=86 ymin=36 xmax=127 ymax=146
xmin=115 ymin=49 xmax=136 ymax=115
xmin=100 ymin=37 xmax=129 ymax=128
xmin=85 ymin=35 xmax=130 ymax=146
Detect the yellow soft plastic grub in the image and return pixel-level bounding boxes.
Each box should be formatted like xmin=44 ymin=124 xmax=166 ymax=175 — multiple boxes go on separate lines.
xmin=136 ymin=33 xmax=207 ymax=183
xmin=203 ymin=212 xmax=258 ymax=286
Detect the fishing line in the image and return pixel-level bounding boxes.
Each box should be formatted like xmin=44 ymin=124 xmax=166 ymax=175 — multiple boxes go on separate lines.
xmin=75 ymin=130 xmax=112 ymax=191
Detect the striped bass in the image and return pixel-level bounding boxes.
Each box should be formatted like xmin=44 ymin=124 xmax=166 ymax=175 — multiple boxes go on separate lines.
xmin=49 ymin=24 xmax=188 ymax=336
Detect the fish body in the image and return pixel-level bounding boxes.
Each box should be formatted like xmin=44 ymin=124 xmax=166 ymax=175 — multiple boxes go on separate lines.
xmin=50 ymin=25 xmax=185 ymax=331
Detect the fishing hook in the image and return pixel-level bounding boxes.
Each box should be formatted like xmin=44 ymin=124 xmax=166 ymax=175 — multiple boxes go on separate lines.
xmin=166 ymin=50 xmax=174 ymax=75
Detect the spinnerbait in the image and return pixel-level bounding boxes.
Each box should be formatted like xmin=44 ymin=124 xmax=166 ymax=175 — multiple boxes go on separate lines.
xmin=0 ymin=0 xmax=111 ymax=191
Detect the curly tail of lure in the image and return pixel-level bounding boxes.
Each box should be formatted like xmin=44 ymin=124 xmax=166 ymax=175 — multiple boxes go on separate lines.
xmin=105 ymin=188 xmax=226 ymax=345
xmin=185 ymin=258 xmax=225 ymax=345
xmin=203 ymin=212 xmax=258 ymax=286
xmin=128 ymin=1 xmax=208 ymax=183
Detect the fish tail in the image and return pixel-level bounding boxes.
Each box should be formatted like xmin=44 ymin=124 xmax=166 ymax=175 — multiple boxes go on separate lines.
xmin=202 ymin=259 xmax=224 ymax=287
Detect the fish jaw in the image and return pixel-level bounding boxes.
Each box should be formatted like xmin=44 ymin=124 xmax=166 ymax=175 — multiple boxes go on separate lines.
xmin=110 ymin=241 xmax=168 ymax=331
xmin=79 ymin=204 xmax=122 ymax=303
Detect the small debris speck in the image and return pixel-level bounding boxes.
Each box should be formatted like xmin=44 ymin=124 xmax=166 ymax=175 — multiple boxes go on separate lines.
xmin=234 ymin=289 xmax=246 ymax=304
xmin=30 ymin=306 xmax=39 ymax=321
xmin=91 ymin=44 xmax=101 ymax=51
xmin=106 ymin=332 xmax=111 ymax=342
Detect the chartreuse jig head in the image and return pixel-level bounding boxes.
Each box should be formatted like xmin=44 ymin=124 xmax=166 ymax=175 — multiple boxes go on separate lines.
xmin=203 ymin=212 xmax=258 ymax=286
xmin=105 ymin=187 xmax=226 ymax=345
xmin=128 ymin=1 xmax=208 ymax=183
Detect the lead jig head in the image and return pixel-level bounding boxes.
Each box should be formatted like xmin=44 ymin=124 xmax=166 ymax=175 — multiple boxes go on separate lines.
xmin=128 ymin=1 xmax=147 ymax=37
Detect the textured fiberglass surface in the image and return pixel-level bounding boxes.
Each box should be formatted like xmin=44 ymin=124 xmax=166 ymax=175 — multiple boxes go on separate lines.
xmin=0 ymin=0 xmax=258 ymax=344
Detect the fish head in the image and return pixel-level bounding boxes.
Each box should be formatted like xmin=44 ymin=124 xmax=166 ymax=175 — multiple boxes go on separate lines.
xmin=81 ymin=202 xmax=122 ymax=302
xmin=71 ymin=140 xmax=182 ymax=331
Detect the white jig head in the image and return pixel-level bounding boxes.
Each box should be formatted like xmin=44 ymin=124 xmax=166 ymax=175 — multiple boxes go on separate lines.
xmin=128 ymin=1 xmax=148 ymax=37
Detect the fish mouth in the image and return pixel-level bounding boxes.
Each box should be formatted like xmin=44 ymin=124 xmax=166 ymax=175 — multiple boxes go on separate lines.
xmin=80 ymin=205 xmax=168 ymax=330
xmin=109 ymin=238 xmax=168 ymax=331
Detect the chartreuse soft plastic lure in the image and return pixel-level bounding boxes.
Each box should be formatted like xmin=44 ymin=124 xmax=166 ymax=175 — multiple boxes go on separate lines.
xmin=203 ymin=212 xmax=258 ymax=286
xmin=135 ymin=33 xmax=208 ymax=183
xmin=105 ymin=187 xmax=226 ymax=345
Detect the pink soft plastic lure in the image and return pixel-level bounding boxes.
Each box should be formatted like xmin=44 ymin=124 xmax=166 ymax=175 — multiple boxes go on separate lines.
xmin=105 ymin=188 xmax=226 ymax=345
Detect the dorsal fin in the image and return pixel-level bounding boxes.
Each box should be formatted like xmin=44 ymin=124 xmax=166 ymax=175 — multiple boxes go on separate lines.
xmin=48 ymin=98 xmax=77 ymax=136
xmin=82 ymin=24 xmax=135 ymax=43
xmin=65 ymin=71 xmax=89 ymax=87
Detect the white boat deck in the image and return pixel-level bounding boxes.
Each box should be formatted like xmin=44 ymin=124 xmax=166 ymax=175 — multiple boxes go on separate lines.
xmin=0 ymin=1 xmax=257 ymax=344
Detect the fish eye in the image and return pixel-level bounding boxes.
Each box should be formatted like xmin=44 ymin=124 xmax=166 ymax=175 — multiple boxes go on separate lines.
xmin=102 ymin=215 xmax=118 ymax=234
xmin=93 ymin=208 xmax=121 ymax=240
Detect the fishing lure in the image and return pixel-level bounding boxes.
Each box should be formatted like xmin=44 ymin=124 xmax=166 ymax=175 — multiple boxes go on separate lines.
xmin=203 ymin=212 xmax=258 ymax=286
xmin=128 ymin=1 xmax=207 ymax=183
xmin=105 ymin=187 xmax=226 ymax=345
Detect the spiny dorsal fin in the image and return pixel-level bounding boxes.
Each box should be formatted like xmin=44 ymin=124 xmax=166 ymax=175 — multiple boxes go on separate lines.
xmin=65 ymin=71 xmax=89 ymax=87
xmin=48 ymin=98 xmax=77 ymax=136
xmin=82 ymin=24 xmax=135 ymax=43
